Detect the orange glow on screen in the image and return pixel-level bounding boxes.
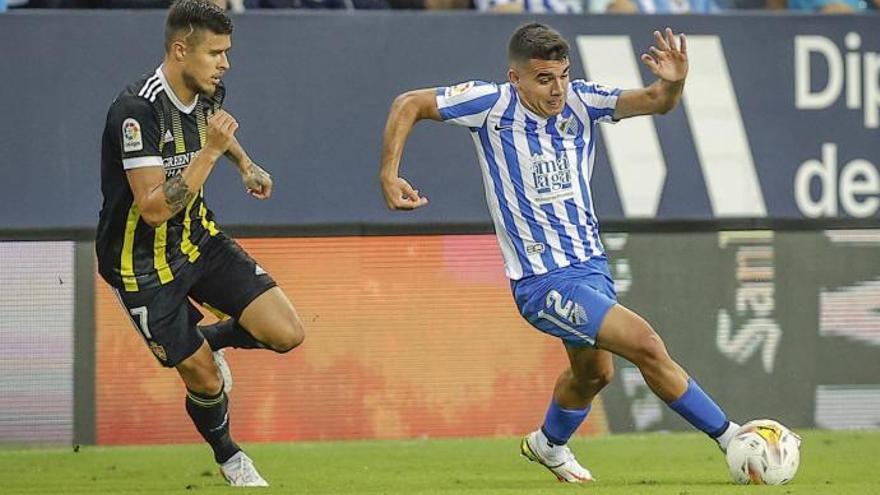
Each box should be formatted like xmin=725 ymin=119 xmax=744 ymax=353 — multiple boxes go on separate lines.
xmin=95 ymin=236 xmax=608 ymax=444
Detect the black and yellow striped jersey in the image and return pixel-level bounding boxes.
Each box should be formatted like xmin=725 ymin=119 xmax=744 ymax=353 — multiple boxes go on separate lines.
xmin=96 ymin=66 xmax=225 ymax=292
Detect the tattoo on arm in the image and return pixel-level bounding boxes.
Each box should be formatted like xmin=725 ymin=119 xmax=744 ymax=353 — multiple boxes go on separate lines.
xmin=163 ymin=175 xmax=196 ymax=214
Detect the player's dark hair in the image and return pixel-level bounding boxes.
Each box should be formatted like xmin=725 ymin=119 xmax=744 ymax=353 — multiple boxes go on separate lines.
xmin=508 ymin=23 xmax=569 ymax=64
xmin=164 ymin=0 xmax=233 ymax=52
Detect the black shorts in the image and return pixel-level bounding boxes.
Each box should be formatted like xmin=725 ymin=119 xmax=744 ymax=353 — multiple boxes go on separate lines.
xmin=114 ymin=234 xmax=277 ymax=367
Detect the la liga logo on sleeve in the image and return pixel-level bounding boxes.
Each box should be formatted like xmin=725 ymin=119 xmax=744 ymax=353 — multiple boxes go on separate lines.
xmin=123 ymin=118 xmax=144 ymax=152
xmin=446 ymin=81 xmax=475 ymax=98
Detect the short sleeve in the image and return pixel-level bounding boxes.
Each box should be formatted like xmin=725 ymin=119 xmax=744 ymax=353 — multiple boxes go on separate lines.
xmin=109 ymin=96 xmax=163 ymax=170
xmin=435 ymin=81 xmax=501 ymax=128
xmin=571 ymin=79 xmax=622 ymax=124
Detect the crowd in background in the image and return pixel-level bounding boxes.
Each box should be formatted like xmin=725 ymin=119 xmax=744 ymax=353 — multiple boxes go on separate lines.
xmin=0 ymin=0 xmax=877 ymax=13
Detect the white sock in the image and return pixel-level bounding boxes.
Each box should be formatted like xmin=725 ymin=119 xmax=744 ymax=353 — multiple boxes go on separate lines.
xmin=533 ymin=429 xmax=563 ymax=457
xmin=715 ymin=421 xmax=741 ymax=452
xmin=535 ymin=429 xmax=553 ymax=447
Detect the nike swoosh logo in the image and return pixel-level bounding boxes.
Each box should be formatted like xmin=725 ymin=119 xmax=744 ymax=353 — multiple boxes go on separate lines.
xmin=494 ymin=124 xmax=512 ymax=131
xmin=209 ymin=413 xmax=229 ymax=433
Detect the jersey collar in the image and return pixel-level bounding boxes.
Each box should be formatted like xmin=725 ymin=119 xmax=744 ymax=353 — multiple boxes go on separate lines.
xmin=510 ymin=84 xmax=570 ymax=123
xmin=156 ymin=66 xmax=199 ymax=114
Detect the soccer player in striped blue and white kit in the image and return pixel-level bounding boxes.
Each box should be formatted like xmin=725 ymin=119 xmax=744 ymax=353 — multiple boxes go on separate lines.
xmin=379 ymin=23 xmax=740 ymax=483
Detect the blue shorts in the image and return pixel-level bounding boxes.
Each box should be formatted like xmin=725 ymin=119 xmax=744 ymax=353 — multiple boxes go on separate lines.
xmin=511 ymin=256 xmax=617 ymax=348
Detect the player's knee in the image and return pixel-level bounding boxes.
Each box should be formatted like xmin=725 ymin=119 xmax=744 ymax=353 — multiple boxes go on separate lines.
xmin=558 ymin=368 xmax=577 ymax=388
xmin=577 ymin=363 xmax=615 ymax=393
xmin=194 ymin=374 xmax=224 ymax=396
xmin=632 ymin=329 xmax=670 ymax=368
xmin=567 ymin=363 xmax=613 ymax=397
xmin=269 ymin=314 xmax=305 ymax=353
xmin=177 ymin=359 xmax=223 ymax=396
xmin=589 ymin=364 xmax=615 ymax=390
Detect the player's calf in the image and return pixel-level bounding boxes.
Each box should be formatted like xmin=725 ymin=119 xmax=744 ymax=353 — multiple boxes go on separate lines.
xmin=186 ymin=386 xmax=240 ymax=464
xmin=201 ymin=319 xmax=267 ymax=351
xmin=177 ymin=344 xmax=243 ymax=466
xmin=598 ymin=305 xmax=737 ymax=448
xmin=202 ymin=316 xmax=303 ymax=354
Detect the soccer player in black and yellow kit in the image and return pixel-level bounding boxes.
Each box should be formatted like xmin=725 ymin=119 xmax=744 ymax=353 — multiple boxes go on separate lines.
xmin=96 ymin=0 xmax=303 ymax=486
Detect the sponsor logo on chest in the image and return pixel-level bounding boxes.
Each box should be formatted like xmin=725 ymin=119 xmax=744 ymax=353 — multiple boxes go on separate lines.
xmin=531 ymin=151 xmax=575 ymax=203
xmin=163 ymin=151 xmax=197 ymax=177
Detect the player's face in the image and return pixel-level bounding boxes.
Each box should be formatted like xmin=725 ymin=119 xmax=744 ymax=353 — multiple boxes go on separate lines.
xmin=182 ymin=31 xmax=231 ymax=97
xmin=509 ymin=58 xmax=570 ymax=118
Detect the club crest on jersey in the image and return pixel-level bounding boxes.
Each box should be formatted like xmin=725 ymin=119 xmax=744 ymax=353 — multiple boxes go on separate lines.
xmin=558 ymin=117 xmax=579 ymax=137
xmin=148 ymin=341 xmax=167 ymax=362
xmin=531 ymin=152 xmax=574 ymax=202
xmin=122 ymin=118 xmax=143 ymax=152
xmin=446 ymin=81 xmax=474 ymax=98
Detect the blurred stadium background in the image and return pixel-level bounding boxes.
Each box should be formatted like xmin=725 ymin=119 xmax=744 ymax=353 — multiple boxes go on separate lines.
xmin=0 ymin=6 xmax=878 ymax=492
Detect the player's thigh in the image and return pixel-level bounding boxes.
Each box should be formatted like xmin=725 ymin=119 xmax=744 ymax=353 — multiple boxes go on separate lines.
xmin=565 ymin=343 xmax=614 ymax=385
xmin=190 ymin=236 xmax=302 ymax=343
xmin=189 ymin=235 xmax=278 ymax=320
xmin=114 ymin=283 xmax=205 ymax=368
xmin=513 ymin=272 xmax=617 ymax=348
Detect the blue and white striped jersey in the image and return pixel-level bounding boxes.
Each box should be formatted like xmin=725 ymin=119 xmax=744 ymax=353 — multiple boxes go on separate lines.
xmin=435 ymin=80 xmax=621 ymax=280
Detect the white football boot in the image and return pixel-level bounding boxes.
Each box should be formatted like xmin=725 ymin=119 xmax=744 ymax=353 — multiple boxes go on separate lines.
xmin=213 ymin=349 xmax=233 ymax=394
xmin=220 ymin=451 xmax=269 ymax=487
xmin=520 ymin=430 xmax=594 ymax=483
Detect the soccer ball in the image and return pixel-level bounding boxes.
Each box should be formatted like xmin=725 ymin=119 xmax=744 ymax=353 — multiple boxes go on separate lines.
xmin=725 ymin=419 xmax=801 ymax=485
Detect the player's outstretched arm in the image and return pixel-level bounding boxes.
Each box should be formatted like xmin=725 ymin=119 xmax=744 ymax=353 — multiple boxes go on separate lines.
xmin=127 ymin=109 xmax=238 ymax=226
xmin=614 ymin=28 xmax=688 ymax=120
xmin=379 ymin=88 xmax=442 ymax=211
xmin=225 ymin=136 xmax=273 ymax=200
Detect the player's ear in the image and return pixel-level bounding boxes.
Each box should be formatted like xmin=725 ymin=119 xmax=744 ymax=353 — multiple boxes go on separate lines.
xmin=508 ymin=66 xmax=520 ymax=87
xmin=171 ymin=40 xmax=187 ymax=62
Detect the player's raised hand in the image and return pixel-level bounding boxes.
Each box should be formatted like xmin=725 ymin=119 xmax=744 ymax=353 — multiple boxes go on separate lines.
xmin=641 ymin=28 xmax=688 ymax=83
xmin=242 ymin=162 xmax=273 ymax=200
xmin=381 ymin=176 xmax=428 ymax=210
xmin=204 ymin=109 xmax=239 ymax=156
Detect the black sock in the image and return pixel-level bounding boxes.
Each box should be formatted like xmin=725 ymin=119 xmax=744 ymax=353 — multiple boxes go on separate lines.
xmin=200 ymin=319 xmax=265 ymax=351
xmin=185 ymin=388 xmax=240 ymax=464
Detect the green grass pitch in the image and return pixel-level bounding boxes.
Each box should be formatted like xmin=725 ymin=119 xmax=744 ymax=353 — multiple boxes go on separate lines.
xmin=3 ymin=430 xmax=878 ymax=494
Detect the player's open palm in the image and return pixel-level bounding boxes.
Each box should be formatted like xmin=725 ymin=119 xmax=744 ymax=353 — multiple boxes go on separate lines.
xmin=205 ymin=109 xmax=239 ymax=156
xmin=381 ymin=176 xmax=428 ymax=210
xmin=641 ymin=28 xmax=687 ymax=83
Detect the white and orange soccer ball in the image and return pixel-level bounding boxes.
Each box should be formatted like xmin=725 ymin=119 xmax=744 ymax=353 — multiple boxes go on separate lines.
xmin=725 ymin=419 xmax=801 ymax=485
